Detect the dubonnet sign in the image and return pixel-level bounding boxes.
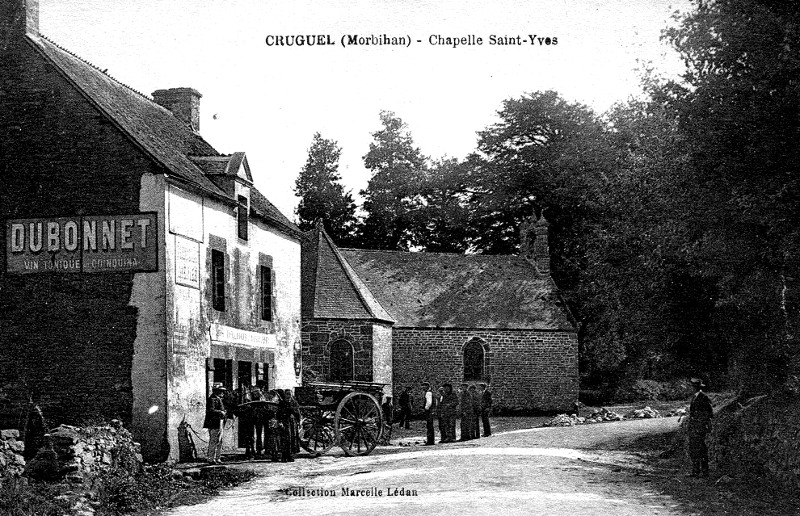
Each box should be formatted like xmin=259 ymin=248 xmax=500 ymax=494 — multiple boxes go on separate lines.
xmin=5 ymin=213 xmax=158 ymax=273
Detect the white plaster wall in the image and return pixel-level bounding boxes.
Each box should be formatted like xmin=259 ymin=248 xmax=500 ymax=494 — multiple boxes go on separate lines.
xmin=130 ymin=173 xmax=168 ymax=461
xmin=163 ymin=184 xmax=300 ymax=459
xmin=372 ymin=323 xmax=393 ymax=398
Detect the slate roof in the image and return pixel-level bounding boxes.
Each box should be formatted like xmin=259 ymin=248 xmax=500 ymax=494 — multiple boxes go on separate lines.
xmin=26 ymin=34 xmax=300 ymax=237
xmin=338 ymin=248 xmax=575 ymax=331
xmin=301 ymin=225 xmax=394 ymax=323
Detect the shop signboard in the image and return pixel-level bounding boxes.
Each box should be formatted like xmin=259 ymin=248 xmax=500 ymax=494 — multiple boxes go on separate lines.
xmin=5 ymin=213 xmax=158 ymax=273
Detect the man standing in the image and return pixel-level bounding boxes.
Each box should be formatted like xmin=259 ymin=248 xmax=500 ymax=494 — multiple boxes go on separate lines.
xmin=468 ymin=385 xmax=481 ymax=439
xmin=203 ymin=383 xmax=227 ymax=464
xmin=440 ymin=383 xmax=459 ymax=443
xmin=422 ymin=381 xmax=435 ymax=445
xmin=687 ymin=377 xmax=713 ymax=478
xmin=479 ymin=383 xmax=493 ymax=437
xmin=398 ymin=386 xmax=413 ymax=429
xmin=459 ymin=384 xmax=473 ymax=441
xmin=436 ymin=386 xmax=445 ymax=443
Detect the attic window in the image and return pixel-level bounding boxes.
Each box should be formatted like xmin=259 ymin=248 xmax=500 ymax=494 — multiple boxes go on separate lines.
xmin=237 ymin=195 xmax=249 ymax=240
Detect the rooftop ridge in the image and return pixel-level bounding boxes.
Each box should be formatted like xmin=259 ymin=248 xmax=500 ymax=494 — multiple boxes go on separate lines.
xmin=39 ymin=34 xmax=153 ymax=102
xmin=339 ymin=247 xmax=519 ymax=259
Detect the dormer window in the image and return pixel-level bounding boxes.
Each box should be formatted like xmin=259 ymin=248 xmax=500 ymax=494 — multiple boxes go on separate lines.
xmin=237 ymin=195 xmax=248 ymax=241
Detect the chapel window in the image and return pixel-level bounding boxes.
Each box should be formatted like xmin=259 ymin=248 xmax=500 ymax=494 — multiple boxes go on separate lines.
xmin=463 ymin=339 xmax=485 ymax=381
xmin=329 ymin=340 xmax=354 ymax=381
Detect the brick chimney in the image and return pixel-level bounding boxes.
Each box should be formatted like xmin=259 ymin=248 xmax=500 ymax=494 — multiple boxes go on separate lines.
xmin=1 ymin=0 xmax=39 ymax=47
xmin=152 ymin=88 xmax=202 ymax=132
xmin=519 ymin=212 xmax=551 ymax=275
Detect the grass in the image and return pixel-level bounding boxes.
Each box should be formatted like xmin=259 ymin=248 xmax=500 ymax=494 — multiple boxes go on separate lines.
xmin=0 ymin=464 xmax=256 ymax=516
xmin=621 ymin=427 xmax=800 ymax=516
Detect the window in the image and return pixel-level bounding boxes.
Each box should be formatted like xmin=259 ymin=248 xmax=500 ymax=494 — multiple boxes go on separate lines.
xmin=211 ymin=358 xmax=233 ymax=391
xmin=212 ymin=249 xmax=225 ymax=311
xmin=329 ymin=340 xmax=354 ymax=381
xmin=260 ymin=265 xmax=272 ymax=321
xmin=237 ymin=195 xmax=248 ymax=241
xmin=463 ymin=339 xmax=485 ymax=381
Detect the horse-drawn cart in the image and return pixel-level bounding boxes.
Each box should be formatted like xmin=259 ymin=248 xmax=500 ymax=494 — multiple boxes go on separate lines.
xmin=295 ymin=381 xmax=386 ymax=457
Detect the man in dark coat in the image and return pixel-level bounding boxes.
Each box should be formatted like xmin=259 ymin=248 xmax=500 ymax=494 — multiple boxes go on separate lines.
xmin=439 ymin=383 xmax=459 ymax=443
xmin=687 ymin=377 xmax=713 ymax=478
xmin=479 ymin=383 xmax=493 ymax=437
xmin=469 ymin=385 xmax=481 ymax=439
xmin=203 ymin=383 xmax=227 ymax=463
xmin=459 ymin=384 xmax=473 ymax=441
xmin=398 ymin=386 xmax=413 ymax=429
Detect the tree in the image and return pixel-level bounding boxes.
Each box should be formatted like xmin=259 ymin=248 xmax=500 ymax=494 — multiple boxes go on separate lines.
xmin=660 ymin=0 xmax=800 ymax=393
xmin=294 ymin=133 xmax=357 ymax=245
xmin=414 ymin=158 xmax=475 ymax=253
xmin=466 ymin=91 xmax=615 ymax=300
xmin=358 ymin=111 xmax=427 ymax=250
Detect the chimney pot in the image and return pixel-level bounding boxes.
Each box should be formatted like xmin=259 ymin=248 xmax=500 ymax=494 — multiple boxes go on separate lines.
xmin=152 ymin=87 xmax=202 ymax=132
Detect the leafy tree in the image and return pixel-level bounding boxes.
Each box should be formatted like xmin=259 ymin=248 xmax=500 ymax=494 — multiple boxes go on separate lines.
xmin=466 ymin=91 xmax=616 ymax=302
xmin=413 ymin=158 xmax=475 ymax=253
xmin=660 ymin=0 xmax=800 ymax=393
xmin=358 ymin=111 xmax=427 ymax=250
xmin=294 ymin=133 xmax=357 ymax=245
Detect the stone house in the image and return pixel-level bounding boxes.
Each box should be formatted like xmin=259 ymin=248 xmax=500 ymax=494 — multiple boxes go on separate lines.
xmin=301 ymin=217 xmax=579 ymax=413
xmin=0 ymin=0 xmax=302 ymax=461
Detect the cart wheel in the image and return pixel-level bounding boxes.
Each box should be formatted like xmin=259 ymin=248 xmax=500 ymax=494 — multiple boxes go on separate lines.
xmin=298 ymin=406 xmax=335 ymax=457
xmin=335 ymin=392 xmax=383 ymax=456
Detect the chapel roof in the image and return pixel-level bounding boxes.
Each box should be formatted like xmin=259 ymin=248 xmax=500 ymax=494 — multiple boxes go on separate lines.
xmin=337 ymin=248 xmax=575 ymax=330
xmin=301 ymin=225 xmax=394 ymax=323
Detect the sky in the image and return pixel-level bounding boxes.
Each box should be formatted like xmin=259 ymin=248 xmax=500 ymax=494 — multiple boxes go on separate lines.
xmin=41 ymin=0 xmax=693 ymax=219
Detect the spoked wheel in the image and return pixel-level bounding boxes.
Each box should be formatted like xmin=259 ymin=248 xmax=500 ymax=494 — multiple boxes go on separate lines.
xmin=298 ymin=406 xmax=336 ymax=457
xmin=334 ymin=392 xmax=383 ymax=456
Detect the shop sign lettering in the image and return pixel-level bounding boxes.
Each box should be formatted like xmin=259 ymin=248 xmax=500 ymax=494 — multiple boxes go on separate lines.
xmin=5 ymin=213 xmax=158 ymax=273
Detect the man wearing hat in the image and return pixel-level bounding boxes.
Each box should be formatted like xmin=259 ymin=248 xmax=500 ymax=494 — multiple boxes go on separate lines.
xmin=421 ymin=381 xmax=435 ymax=445
xmin=687 ymin=377 xmax=713 ymax=478
xmin=204 ymin=383 xmax=227 ymax=463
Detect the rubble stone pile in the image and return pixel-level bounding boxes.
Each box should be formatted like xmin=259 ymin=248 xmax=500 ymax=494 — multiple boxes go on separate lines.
xmin=25 ymin=420 xmax=142 ymax=483
xmin=0 ymin=429 xmax=26 ymax=479
xmin=585 ymin=408 xmax=624 ymax=422
xmin=628 ymin=406 xmax=661 ymax=419
xmin=544 ymin=414 xmax=582 ymax=426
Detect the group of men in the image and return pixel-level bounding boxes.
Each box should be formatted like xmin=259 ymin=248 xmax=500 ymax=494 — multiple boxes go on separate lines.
xmin=203 ymin=381 xmax=301 ymax=464
xmin=396 ymin=382 xmax=492 ymax=446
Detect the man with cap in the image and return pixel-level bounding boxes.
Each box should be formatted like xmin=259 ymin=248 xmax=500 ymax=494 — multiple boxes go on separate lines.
xmin=204 ymin=383 xmax=227 ymax=463
xmin=687 ymin=377 xmax=713 ymax=478
xmin=421 ymin=381 xmax=435 ymax=445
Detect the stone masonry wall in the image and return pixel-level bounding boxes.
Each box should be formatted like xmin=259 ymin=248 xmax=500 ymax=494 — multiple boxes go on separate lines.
xmin=0 ymin=38 xmax=160 ymax=431
xmin=711 ymin=392 xmax=800 ymax=490
xmin=393 ymin=328 xmax=578 ymax=413
xmin=301 ymin=319 xmax=376 ymax=382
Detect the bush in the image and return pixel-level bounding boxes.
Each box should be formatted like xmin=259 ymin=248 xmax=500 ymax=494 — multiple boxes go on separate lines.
xmin=0 ymin=477 xmax=72 ymax=516
xmin=96 ymin=464 xmax=256 ymax=515
xmin=614 ymin=379 xmax=662 ymax=402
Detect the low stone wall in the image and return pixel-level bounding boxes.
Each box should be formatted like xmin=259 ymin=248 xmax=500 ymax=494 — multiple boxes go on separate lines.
xmin=25 ymin=421 xmax=143 ymax=483
xmin=711 ymin=392 xmax=800 ymax=490
xmin=0 ymin=429 xmax=26 ymax=478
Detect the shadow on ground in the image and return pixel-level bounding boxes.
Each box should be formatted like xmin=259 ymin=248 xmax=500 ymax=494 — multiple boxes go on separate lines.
xmin=605 ymin=429 xmax=800 ymax=516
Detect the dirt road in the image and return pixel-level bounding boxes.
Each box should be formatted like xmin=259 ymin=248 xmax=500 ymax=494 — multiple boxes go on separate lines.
xmin=167 ymin=418 xmax=689 ymax=516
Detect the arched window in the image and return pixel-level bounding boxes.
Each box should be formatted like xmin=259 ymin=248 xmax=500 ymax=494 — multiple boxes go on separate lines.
xmin=329 ymin=340 xmax=354 ymax=381
xmin=463 ymin=339 xmax=485 ymax=381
